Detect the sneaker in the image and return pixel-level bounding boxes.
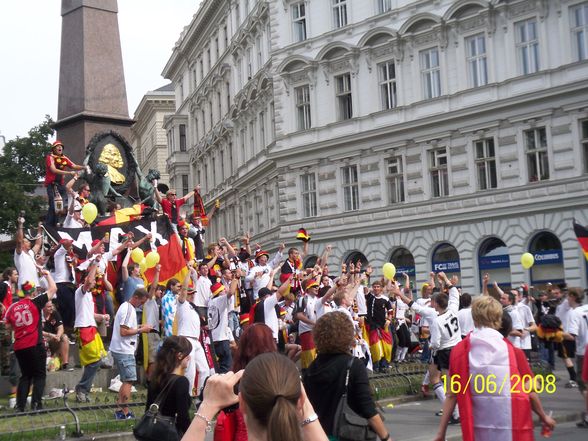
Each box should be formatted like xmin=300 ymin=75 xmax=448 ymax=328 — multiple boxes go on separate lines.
xmin=126 ymin=411 xmax=136 ymax=419
xmin=8 ymin=397 xmax=16 ymax=409
xmin=75 ymin=391 xmax=90 ymax=403
xmin=576 ymin=419 xmax=588 ymax=428
xmin=61 ymin=364 xmax=74 ymax=372
xmin=564 ymin=380 xmax=578 ymax=388
xmin=114 ymin=410 xmax=127 ymax=420
xmin=435 ymin=410 xmax=444 ymax=416
xmin=448 ymin=416 xmax=461 ymax=425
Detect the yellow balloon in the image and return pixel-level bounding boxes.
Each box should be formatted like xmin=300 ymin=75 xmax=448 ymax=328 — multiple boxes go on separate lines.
xmin=139 ymin=258 xmax=148 ymax=274
xmin=131 ymin=247 xmax=144 ymax=264
xmin=382 ymin=262 xmax=396 ymax=280
xmin=81 ymin=203 xmax=98 ymax=224
xmin=145 ymin=252 xmax=160 ymax=268
xmin=521 ymin=252 xmax=535 ymax=269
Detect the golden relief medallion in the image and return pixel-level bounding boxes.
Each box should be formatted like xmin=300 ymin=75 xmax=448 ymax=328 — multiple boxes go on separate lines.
xmin=98 ymin=143 xmax=126 ymax=184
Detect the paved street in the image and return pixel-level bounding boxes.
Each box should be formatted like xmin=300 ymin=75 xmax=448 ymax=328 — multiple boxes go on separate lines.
xmin=380 ymin=372 xmax=586 ymax=440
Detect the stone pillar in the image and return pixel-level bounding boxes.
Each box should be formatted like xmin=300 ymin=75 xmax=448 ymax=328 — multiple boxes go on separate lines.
xmin=54 ymin=0 xmax=134 ymax=164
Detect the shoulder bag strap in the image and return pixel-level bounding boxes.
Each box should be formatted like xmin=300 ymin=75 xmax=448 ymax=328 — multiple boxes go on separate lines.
xmin=153 ymin=375 xmax=180 ymax=408
xmin=342 ymin=356 xmax=354 ymax=393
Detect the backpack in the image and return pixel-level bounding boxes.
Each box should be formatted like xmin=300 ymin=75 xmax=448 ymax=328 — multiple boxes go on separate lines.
xmin=292 ymin=295 xmax=307 ymax=325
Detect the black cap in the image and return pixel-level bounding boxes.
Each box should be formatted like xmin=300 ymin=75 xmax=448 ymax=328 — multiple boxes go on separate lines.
xmin=258 ymin=287 xmax=272 ymax=298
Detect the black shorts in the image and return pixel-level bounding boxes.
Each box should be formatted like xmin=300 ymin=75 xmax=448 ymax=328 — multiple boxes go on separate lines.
xmin=433 ymin=348 xmax=453 ymax=371
xmin=557 ymin=340 xmax=576 ymax=359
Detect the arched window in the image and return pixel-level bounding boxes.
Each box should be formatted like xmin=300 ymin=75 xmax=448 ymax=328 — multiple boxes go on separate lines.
xmin=345 ymin=251 xmax=368 ymax=268
xmin=529 ymin=232 xmax=564 ymax=287
xmin=390 ymin=247 xmax=416 ymax=291
xmin=432 ymin=243 xmax=461 ymax=281
xmin=304 ymin=254 xmax=318 ymax=269
xmin=478 ymin=237 xmax=511 ymax=289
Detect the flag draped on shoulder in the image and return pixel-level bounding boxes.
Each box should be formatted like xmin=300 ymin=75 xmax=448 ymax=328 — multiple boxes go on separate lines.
xmin=573 ymin=220 xmax=588 ymax=260
xmin=44 ymin=215 xmax=187 ymax=287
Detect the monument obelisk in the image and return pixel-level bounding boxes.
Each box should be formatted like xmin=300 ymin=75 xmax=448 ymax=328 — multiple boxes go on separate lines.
xmin=54 ymin=0 xmax=134 ymax=164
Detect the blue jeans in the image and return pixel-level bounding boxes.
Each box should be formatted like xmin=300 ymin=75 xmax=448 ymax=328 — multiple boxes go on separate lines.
xmin=420 ymin=338 xmax=431 ymax=363
xmin=539 ymin=340 xmax=555 ymax=370
xmin=76 ymin=360 xmax=101 ymax=394
xmin=46 ymin=183 xmax=67 ymax=227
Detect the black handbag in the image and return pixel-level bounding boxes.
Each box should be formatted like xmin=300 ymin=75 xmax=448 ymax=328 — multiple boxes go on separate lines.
xmin=133 ymin=376 xmax=180 ymax=441
xmin=333 ymin=357 xmax=377 ymax=441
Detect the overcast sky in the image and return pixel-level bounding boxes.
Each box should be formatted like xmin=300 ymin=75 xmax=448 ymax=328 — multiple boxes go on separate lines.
xmin=0 ymin=0 xmax=203 ymax=142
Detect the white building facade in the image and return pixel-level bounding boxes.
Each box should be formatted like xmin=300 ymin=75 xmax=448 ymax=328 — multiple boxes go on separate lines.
xmin=131 ymin=84 xmax=176 ymax=187
xmin=162 ymin=0 xmax=588 ymax=292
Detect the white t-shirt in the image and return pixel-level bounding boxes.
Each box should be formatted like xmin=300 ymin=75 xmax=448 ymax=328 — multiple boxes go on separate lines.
xmin=334 ymin=305 xmax=354 ymax=323
xmin=315 ymin=298 xmax=333 ymax=319
xmin=568 ymin=304 xmax=588 ymax=355
xmin=263 ymin=293 xmax=279 ymax=340
xmin=516 ymin=303 xmax=535 ymax=350
xmin=208 ymin=295 xmax=231 ymax=342
xmin=355 ymin=285 xmax=367 ymax=315
xmin=77 ymin=250 xmax=114 ymax=274
xmin=143 ymin=298 xmax=160 ymax=331
xmin=458 ymin=308 xmax=474 ymax=337
xmin=74 ymin=286 xmax=97 ymax=328
xmin=110 ymin=302 xmax=138 ymax=354
xmin=14 ymin=249 xmax=39 ymax=290
xmin=395 ymin=298 xmax=409 ymax=323
xmin=52 ymin=246 xmax=72 ymax=283
xmin=507 ymin=306 xmax=524 ymax=348
xmin=176 ymin=299 xmax=201 ymax=338
xmin=195 ymin=276 xmax=212 ymax=307
xmin=63 ymin=214 xmax=84 ymax=229
xmin=298 ymin=295 xmax=318 ymax=335
xmin=555 ymin=299 xmax=573 ymax=332
xmin=416 ymin=297 xmax=434 ymax=327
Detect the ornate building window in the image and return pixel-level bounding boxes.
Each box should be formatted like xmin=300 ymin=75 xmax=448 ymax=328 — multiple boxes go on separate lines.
xmin=335 ymin=73 xmax=352 ymax=121
xmin=295 ymin=84 xmax=312 ymax=130
xmin=292 ymin=2 xmax=307 ymax=42
xmin=301 ymin=173 xmax=317 ymax=217
xmin=333 ymin=0 xmax=348 ymax=29
xmin=429 ymin=147 xmax=449 ymax=197
xmin=466 ymin=34 xmax=487 ymax=87
xmin=571 ymin=2 xmax=588 ymax=61
xmin=179 ymin=124 xmax=186 ymax=152
xmin=420 ymin=47 xmax=441 ymax=99
xmin=378 ymin=0 xmax=392 ymax=14
xmin=515 ymin=19 xmax=539 ymax=74
xmin=525 ymin=127 xmax=549 ymax=182
xmin=379 ymin=61 xmax=397 ymax=110
xmin=341 ymin=165 xmax=359 ymax=211
xmin=386 ymin=156 xmax=405 ymax=203
xmin=474 ymin=138 xmax=497 ymax=190
xmin=581 ymin=119 xmax=588 ymax=173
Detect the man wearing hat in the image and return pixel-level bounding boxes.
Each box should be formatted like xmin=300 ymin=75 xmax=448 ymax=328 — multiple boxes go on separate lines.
xmin=178 ymin=221 xmax=195 ymax=263
xmin=4 ymin=271 xmax=57 ymax=411
xmin=295 ymin=278 xmax=320 ymax=370
xmin=207 ymin=280 xmax=237 ymax=373
xmin=44 ymin=140 xmax=85 ymax=227
xmin=14 ymin=217 xmax=43 ymax=294
xmin=154 ymin=186 xmax=197 ymax=229
xmin=246 ymin=244 xmax=285 ymax=300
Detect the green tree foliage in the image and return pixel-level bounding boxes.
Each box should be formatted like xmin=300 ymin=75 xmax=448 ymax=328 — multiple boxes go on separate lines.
xmin=0 ymin=116 xmax=54 ymax=235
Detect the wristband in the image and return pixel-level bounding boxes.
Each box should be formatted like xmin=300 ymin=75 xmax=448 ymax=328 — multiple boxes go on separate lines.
xmin=301 ymin=413 xmax=318 ymax=427
xmin=446 ymin=284 xmax=454 ymax=290
xmin=380 ymin=435 xmax=391 ymax=441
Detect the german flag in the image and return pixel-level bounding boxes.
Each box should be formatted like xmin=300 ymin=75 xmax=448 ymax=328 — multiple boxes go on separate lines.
xmin=573 ymin=220 xmax=588 ymax=260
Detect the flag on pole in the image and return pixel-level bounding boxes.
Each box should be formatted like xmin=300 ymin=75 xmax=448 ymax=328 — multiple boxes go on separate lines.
xmin=573 ymin=220 xmax=588 ymax=260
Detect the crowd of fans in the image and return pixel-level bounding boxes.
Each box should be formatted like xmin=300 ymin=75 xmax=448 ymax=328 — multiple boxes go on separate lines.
xmin=0 ymin=141 xmax=586 ymax=439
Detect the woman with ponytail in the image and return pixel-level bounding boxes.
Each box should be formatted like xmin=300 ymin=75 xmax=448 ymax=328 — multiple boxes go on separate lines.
xmin=146 ymin=336 xmax=192 ymax=435
xmin=183 ymin=352 xmax=328 ymax=441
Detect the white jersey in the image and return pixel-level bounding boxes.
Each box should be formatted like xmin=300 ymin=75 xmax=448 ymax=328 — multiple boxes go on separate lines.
xmin=416 ymin=297 xmax=434 ymax=327
xmin=412 ymin=287 xmax=460 ymax=351
xmin=457 ymin=307 xmax=474 ymax=337
xmin=555 ymin=299 xmax=573 ymax=332
xmin=516 ymin=303 xmax=535 ymax=350
xmin=176 ymin=299 xmax=201 ymax=338
xmin=568 ymin=304 xmax=588 ymax=355
xmin=74 ymin=286 xmax=96 ymax=328
xmin=355 ymin=285 xmax=367 ymax=315
xmin=506 ymin=306 xmax=524 ymax=349
xmin=315 ymin=298 xmax=333 ymax=319
xmin=395 ymin=298 xmax=408 ymax=324
xmin=298 ymin=295 xmax=318 ymax=335
xmin=208 ymin=294 xmax=231 ymax=342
